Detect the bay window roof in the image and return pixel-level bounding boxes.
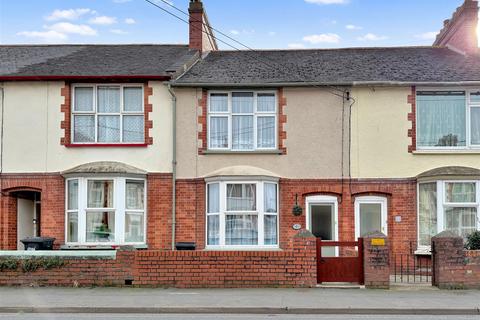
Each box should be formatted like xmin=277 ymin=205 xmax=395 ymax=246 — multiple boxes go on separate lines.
xmin=417 ymin=166 xmax=480 ymax=180
xmin=62 ymin=161 xmax=147 ymax=177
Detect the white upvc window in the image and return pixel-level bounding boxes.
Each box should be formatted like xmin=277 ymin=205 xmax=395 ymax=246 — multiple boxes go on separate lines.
xmin=418 ymin=180 xmax=480 ymax=248
xmin=72 ymin=84 xmax=145 ymax=144
xmin=66 ymin=177 xmax=146 ymax=245
xmin=206 ymin=180 xmax=279 ymax=248
xmin=208 ymin=91 xmax=277 ymax=151
xmin=416 ymin=89 xmax=480 ymax=150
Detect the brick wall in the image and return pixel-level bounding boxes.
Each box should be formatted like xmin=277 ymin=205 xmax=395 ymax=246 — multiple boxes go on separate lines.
xmin=363 ymin=232 xmax=390 ymax=289
xmin=432 ymin=231 xmax=480 ymax=289
xmin=0 ymin=231 xmax=317 ymax=288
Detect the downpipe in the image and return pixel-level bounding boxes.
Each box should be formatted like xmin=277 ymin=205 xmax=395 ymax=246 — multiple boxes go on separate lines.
xmin=168 ymin=84 xmax=177 ymax=251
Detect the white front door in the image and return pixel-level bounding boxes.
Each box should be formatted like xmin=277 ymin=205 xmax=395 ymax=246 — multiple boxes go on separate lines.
xmin=306 ymin=195 xmax=338 ymax=257
xmin=17 ymin=198 xmax=35 ymax=250
xmin=354 ymin=196 xmax=388 ymax=239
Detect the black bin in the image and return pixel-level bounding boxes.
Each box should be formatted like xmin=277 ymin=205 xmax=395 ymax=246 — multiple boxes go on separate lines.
xmin=20 ymin=237 xmax=56 ymax=250
xmin=175 ymin=242 xmax=196 ymax=251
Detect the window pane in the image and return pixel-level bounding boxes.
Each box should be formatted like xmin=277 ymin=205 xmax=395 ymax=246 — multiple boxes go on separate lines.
xmin=257 ymin=117 xmax=276 ymax=148
xmin=207 ymin=183 xmax=220 ymax=213
xmin=125 ymin=212 xmax=144 ymax=242
xmin=264 ymin=183 xmax=277 ymax=213
xmin=470 ymin=91 xmax=480 ymax=104
xmin=418 ymin=183 xmax=437 ymax=247
xmin=359 ymin=203 xmax=382 ymax=236
xmin=86 ymin=211 xmax=115 ymax=242
xmin=232 ymin=92 xmax=254 ymax=113
xmin=87 ymin=180 xmax=114 ymax=208
xmin=98 ymin=115 xmax=120 ymax=142
xmin=123 ymin=115 xmax=144 ymax=142
xmin=67 ymin=212 xmax=78 ymax=242
xmin=74 ymin=87 xmax=93 ymax=112
xmin=232 ymin=115 xmax=253 ymax=150
xmin=73 ymin=115 xmax=95 ymax=142
xmin=227 ymin=184 xmax=256 ymax=211
xmin=257 ymin=93 xmax=275 ymax=112
xmin=209 ymin=117 xmax=228 ymax=149
xmin=445 ymin=182 xmax=476 ymax=203
xmin=471 ymin=107 xmax=480 ymax=144
xmin=417 ymin=92 xmax=466 ymax=147
xmin=210 ymin=93 xmax=228 ymax=112
xmin=225 ymin=215 xmax=258 ymax=245
xmin=264 ymin=215 xmax=278 ymax=245
xmin=67 ymin=180 xmax=78 ymax=210
xmin=207 ymin=215 xmax=220 ymax=245
xmin=98 ymin=86 xmax=120 ymax=113
xmin=124 ymin=87 xmax=143 ymax=112
xmin=126 ymin=180 xmax=144 ymax=210
xmin=445 ymin=207 xmax=477 ymax=239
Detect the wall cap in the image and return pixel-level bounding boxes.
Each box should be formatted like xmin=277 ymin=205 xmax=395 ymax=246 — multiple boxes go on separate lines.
xmin=362 ymin=231 xmax=387 ymax=238
xmin=432 ymin=230 xmax=461 ymax=239
xmin=293 ymin=229 xmax=316 ymax=239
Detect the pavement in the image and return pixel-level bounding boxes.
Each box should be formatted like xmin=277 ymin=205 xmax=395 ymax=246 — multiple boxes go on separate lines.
xmin=0 ymin=287 xmax=479 ymax=315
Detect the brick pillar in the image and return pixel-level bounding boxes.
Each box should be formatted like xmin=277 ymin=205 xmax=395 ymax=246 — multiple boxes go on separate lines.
xmin=363 ymin=232 xmax=390 ymax=289
xmin=292 ymin=230 xmax=317 ymax=287
xmin=432 ymin=231 xmax=465 ymax=289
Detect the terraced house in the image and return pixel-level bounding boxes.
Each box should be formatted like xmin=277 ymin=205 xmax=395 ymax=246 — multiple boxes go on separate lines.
xmin=0 ymin=0 xmax=479 ymax=287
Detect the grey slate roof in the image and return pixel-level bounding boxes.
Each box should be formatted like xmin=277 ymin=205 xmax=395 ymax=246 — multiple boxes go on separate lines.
xmin=0 ymin=44 xmax=198 ymax=78
xmin=174 ymin=47 xmax=480 ymax=86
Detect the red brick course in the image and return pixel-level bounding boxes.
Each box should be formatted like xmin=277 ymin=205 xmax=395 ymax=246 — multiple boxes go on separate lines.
xmin=197 ymin=90 xmax=208 ymax=154
xmin=407 ymin=86 xmax=416 ymax=153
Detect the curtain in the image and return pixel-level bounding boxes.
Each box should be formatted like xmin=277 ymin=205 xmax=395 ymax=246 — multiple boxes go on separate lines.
xmin=227 ymin=184 xmax=256 ymax=211
xmin=257 ymin=117 xmax=275 ymax=148
xmin=98 ymin=115 xmax=120 ymax=142
xmin=264 ymin=215 xmax=277 ymax=245
xmin=445 ymin=182 xmax=476 ymax=203
xmin=232 ymin=116 xmax=253 ymax=150
xmin=74 ymin=87 xmax=93 ymax=111
xmin=417 ymin=93 xmax=466 ymax=147
xmin=471 ymin=107 xmax=480 ymax=145
xmin=264 ymin=183 xmax=277 ymax=213
xmin=208 ymin=183 xmax=220 ymax=213
xmin=445 ymin=207 xmax=477 ymax=239
xmin=418 ymin=183 xmax=437 ymax=246
xmin=125 ymin=212 xmax=144 ymax=242
xmin=67 ymin=212 xmax=78 ymax=242
xmin=123 ymin=87 xmax=143 ymax=112
xmin=210 ymin=93 xmax=228 ymax=112
xmin=210 ymin=117 xmax=228 ymax=148
xmin=67 ymin=180 xmax=78 ymax=210
xmin=123 ymin=115 xmax=144 ymax=142
xmin=126 ymin=180 xmax=144 ymax=210
xmin=88 ymin=180 xmax=114 ymax=208
xmin=73 ymin=115 xmax=95 ymax=142
xmin=98 ymin=86 xmax=120 ymax=113
xmin=232 ymin=92 xmax=253 ymax=113
xmin=207 ymin=215 xmax=220 ymax=245
xmin=257 ymin=93 xmax=275 ymax=112
xmin=225 ymin=215 xmax=258 ymax=245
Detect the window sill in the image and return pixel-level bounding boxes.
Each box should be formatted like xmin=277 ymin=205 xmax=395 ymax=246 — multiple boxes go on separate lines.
xmin=414 ymin=248 xmax=432 ymax=256
xmin=201 ymin=150 xmax=283 ymax=155
xmin=65 ymin=143 xmax=148 ymax=148
xmin=203 ymin=247 xmax=282 ymax=251
xmin=60 ymin=244 xmax=148 ymax=250
xmin=413 ymin=149 xmax=480 ymax=155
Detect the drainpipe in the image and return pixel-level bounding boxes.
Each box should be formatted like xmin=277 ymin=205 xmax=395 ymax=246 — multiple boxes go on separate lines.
xmin=167 ymin=83 xmax=177 ymax=251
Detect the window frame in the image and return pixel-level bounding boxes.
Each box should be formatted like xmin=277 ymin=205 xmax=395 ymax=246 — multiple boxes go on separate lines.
xmin=416 ymin=88 xmax=480 ymax=151
xmin=207 ymin=90 xmax=278 ymax=151
xmin=205 ymin=179 xmax=279 ymax=249
xmin=354 ymin=196 xmax=388 ymax=240
xmin=65 ymin=176 xmax=147 ymax=246
xmin=71 ymin=84 xmax=145 ymax=145
xmin=417 ymin=180 xmax=480 ymax=250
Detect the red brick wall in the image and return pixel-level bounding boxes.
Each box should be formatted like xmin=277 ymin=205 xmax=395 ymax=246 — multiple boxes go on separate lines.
xmin=363 ymin=233 xmax=390 ymax=289
xmin=0 ymin=232 xmax=316 ymax=288
xmin=197 ymin=90 xmax=208 ymax=155
xmin=407 ymin=86 xmax=416 ymax=153
xmin=146 ymin=173 xmax=173 ymax=250
xmin=432 ymin=233 xmax=480 ymax=289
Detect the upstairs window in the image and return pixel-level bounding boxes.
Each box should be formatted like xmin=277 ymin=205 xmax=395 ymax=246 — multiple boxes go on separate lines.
xmin=417 ymin=90 xmax=480 ymax=149
xmin=72 ymin=85 xmax=145 ymax=144
xmin=208 ymin=91 xmax=277 ymax=151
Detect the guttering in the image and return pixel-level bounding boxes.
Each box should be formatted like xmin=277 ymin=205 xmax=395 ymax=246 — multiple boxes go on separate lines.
xmin=167 ymin=83 xmax=177 ymax=251
xmin=0 ymin=75 xmax=171 ymax=81
xmin=171 ymin=80 xmax=480 ymax=88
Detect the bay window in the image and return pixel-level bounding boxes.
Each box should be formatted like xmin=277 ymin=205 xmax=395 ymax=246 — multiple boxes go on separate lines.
xmin=417 ymin=90 xmax=480 ymax=149
xmin=72 ymin=84 xmax=145 ymax=144
xmin=208 ymin=91 xmax=277 ymax=151
xmin=66 ymin=177 xmax=146 ymax=245
xmin=206 ymin=180 xmax=278 ymax=248
xmin=418 ymin=181 xmax=480 ymax=248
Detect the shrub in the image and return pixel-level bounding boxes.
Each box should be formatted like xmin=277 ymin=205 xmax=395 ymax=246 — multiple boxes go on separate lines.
xmin=465 ymin=231 xmax=480 ymax=250
xmin=0 ymin=258 xmax=18 ymax=271
xmin=21 ymin=257 xmax=66 ymax=273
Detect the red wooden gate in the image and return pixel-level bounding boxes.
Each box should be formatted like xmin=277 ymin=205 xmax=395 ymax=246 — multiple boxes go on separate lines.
xmin=316 ymin=238 xmax=364 ymax=284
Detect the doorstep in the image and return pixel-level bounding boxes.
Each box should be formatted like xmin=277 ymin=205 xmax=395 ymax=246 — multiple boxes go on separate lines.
xmin=316 ymin=283 xmax=365 ymax=289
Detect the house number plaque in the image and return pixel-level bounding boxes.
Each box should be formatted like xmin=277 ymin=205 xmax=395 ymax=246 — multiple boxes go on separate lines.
xmin=292 ymin=224 xmax=301 ymax=230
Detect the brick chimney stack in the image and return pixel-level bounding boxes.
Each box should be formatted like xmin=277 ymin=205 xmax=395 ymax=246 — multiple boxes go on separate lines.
xmin=189 ymin=0 xmax=218 ymax=53
xmin=433 ymin=0 xmax=479 ymax=55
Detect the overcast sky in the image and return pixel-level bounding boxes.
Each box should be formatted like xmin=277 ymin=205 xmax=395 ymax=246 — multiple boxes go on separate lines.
xmin=0 ymin=0 xmax=475 ymax=49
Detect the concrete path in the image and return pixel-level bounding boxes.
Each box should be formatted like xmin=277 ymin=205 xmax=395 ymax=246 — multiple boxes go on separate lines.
xmin=0 ymin=287 xmax=479 ymax=315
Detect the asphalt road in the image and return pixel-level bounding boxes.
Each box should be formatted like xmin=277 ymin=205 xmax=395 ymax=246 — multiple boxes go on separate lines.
xmin=0 ymin=315 xmax=478 ymax=320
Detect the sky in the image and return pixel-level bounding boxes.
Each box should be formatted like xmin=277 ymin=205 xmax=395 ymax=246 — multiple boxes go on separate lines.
xmin=0 ymin=0 xmax=477 ymax=49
